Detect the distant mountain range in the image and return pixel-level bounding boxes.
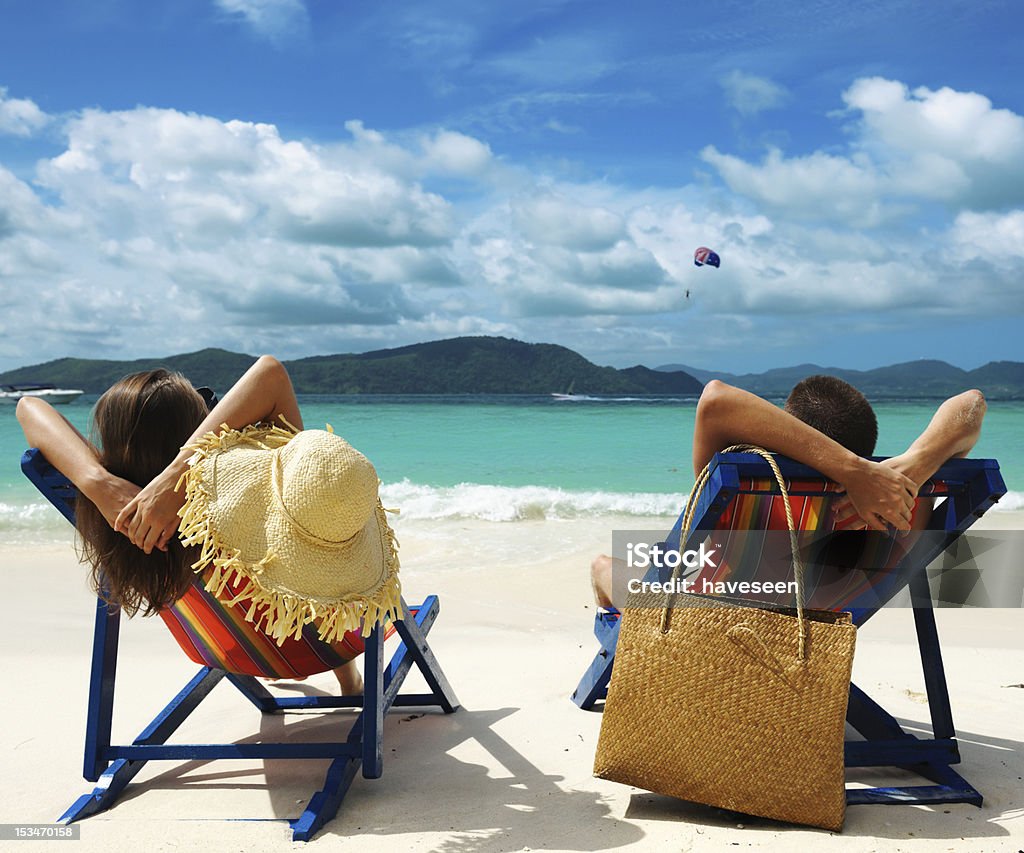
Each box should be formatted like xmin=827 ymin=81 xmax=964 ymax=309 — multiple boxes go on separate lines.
xmin=656 ymin=359 xmax=1024 ymax=399
xmin=2 ymin=337 xmax=1019 ymax=398
xmin=0 ymin=337 xmax=703 ymax=396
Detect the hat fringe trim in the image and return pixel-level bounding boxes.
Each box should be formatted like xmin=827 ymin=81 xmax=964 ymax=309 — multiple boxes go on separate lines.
xmin=177 ymin=422 xmax=402 ymax=647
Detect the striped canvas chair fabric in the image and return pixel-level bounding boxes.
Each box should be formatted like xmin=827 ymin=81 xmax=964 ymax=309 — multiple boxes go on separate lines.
xmin=688 ymin=476 xmax=952 ymax=622
xmin=159 ymin=570 xmax=389 ymax=679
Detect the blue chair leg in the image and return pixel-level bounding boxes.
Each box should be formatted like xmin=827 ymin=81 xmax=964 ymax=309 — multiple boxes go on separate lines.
xmin=291 ymin=757 xmax=361 ymax=842
xmin=292 ymin=598 xmax=457 ymax=841
xmin=391 ymin=599 xmax=459 ymax=713
xmin=361 ymin=624 xmax=384 ymax=780
xmin=61 ymin=667 xmax=226 ymax=824
xmin=910 ymin=572 xmax=956 ymax=741
xmin=83 ymin=599 xmax=119 ymax=781
xmin=842 ymin=572 xmax=983 ymax=808
xmin=571 ymin=614 xmax=619 ymax=709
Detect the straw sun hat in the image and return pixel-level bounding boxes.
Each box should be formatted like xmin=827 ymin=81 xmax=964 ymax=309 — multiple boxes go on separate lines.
xmin=177 ymin=421 xmax=401 ymax=646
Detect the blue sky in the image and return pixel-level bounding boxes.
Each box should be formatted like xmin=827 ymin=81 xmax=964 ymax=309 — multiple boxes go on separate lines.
xmin=1 ymin=0 xmax=1022 ymax=374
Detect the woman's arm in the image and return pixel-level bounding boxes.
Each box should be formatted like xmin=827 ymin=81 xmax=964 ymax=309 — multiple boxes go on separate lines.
xmin=116 ymin=355 xmax=303 ymax=554
xmin=15 ymin=396 xmax=141 ymax=527
xmin=693 ymin=380 xmax=917 ymax=530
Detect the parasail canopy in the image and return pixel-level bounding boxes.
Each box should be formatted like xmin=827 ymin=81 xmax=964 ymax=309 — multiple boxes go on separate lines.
xmin=693 ymin=246 xmax=720 ymax=268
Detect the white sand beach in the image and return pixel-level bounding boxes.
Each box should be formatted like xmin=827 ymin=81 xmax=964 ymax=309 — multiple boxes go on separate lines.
xmin=1 ymin=512 xmax=1021 ymax=852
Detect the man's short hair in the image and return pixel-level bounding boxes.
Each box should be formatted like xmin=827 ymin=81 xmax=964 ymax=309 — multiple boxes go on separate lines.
xmin=785 ymin=375 xmax=878 ymax=457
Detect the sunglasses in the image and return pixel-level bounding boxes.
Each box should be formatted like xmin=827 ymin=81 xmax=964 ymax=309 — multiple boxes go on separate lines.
xmin=194 ymin=386 xmax=219 ymax=412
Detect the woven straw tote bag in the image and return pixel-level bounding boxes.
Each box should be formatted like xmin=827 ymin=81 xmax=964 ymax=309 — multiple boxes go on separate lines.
xmin=593 ymin=446 xmax=856 ymax=831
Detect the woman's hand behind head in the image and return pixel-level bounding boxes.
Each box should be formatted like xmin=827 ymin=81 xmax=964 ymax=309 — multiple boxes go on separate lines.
xmin=92 ymin=473 xmax=142 ymax=531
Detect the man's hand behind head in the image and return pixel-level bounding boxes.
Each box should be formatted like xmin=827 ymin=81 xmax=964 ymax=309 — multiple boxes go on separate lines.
xmin=837 ymin=457 xmax=917 ymax=531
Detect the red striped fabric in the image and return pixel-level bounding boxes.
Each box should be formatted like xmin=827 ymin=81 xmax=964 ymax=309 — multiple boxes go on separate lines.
xmin=689 ymin=478 xmax=948 ymax=615
xmin=158 ymin=570 xmax=391 ymax=678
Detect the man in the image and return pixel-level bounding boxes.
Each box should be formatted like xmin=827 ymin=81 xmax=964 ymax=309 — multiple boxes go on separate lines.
xmin=592 ymin=376 xmax=987 ymax=608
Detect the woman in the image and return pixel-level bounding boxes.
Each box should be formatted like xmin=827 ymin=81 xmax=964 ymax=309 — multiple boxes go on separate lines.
xmin=17 ymin=355 xmax=363 ymax=694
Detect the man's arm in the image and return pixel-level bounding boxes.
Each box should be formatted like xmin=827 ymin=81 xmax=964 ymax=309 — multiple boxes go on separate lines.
xmin=693 ymin=381 xmax=917 ymax=530
xmin=882 ymin=389 xmax=986 ymax=489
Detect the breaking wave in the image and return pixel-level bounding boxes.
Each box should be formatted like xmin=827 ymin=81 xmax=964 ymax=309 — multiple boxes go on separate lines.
xmin=379 ymin=480 xmax=686 ymax=521
xmin=3 ymin=485 xmax=1021 ymax=544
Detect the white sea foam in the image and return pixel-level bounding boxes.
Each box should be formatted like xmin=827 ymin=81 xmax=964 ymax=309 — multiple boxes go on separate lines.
xmin=0 ymin=500 xmax=65 ymax=527
xmin=0 ymin=500 xmax=74 ymax=544
xmin=379 ymin=480 xmax=686 ymax=522
xmin=380 ymin=481 xmax=1024 ymax=521
xmin=2 ymin=486 xmax=1020 ymax=543
xmin=995 ymin=490 xmax=1024 ymax=512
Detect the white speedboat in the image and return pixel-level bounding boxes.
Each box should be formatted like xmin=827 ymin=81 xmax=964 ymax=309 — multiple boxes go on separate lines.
xmin=0 ymin=383 xmax=85 ymax=405
xmin=551 ymin=380 xmax=590 ymax=401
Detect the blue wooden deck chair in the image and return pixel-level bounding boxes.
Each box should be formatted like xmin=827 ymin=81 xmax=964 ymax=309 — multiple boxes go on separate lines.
xmin=572 ymin=452 xmax=1005 ymax=810
xmin=22 ymin=447 xmax=460 ymax=841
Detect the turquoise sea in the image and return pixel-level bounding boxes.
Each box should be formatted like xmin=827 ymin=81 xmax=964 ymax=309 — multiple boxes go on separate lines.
xmin=1 ymin=395 xmax=1022 ymax=543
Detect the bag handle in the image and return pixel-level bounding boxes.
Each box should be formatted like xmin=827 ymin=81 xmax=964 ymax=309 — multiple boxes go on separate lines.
xmin=659 ymin=444 xmax=808 ymax=661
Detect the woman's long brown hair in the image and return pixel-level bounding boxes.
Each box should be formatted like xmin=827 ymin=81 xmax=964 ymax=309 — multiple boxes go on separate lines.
xmin=76 ymin=369 xmax=209 ymax=616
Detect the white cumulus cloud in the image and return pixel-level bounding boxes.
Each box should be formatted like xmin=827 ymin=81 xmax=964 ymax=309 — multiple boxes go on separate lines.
xmin=703 ymin=76 xmax=1024 ymax=223
xmin=420 ymin=130 xmax=493 ymax=175
xmin=700 ymin=146 xmax=888 ymax=226
xmin=0 ymin=107 xmax=473 ymax=364
xmin=0 ymin=76 xmax=1022 ymax=372
xmin=511 ymin=193 xmax=625 ymax=251
xmin=947 ymin=210 xmax=1024 ymax=265
xmin=843 ymin=77 xmax=1024 ymax=208
xmin=0 ymin=87 xmax=49 ymax=137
